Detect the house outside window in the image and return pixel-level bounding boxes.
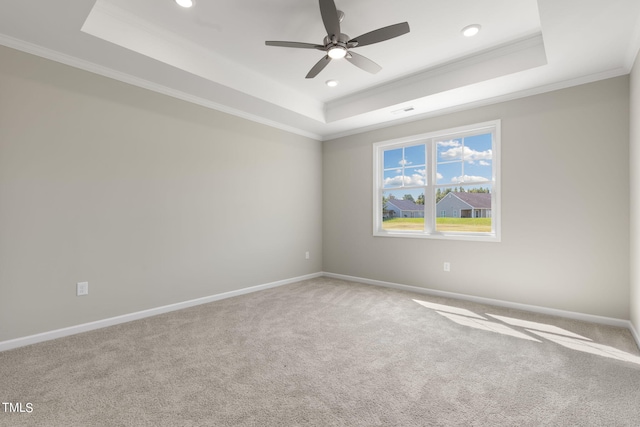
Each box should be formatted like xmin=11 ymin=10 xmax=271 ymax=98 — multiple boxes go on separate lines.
xmin=373 ymin=120 xmax=500 ymax=241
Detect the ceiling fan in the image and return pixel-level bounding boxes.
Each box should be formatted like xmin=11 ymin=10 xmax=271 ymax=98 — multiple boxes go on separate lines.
xmin=265 ymin=0 xmax=410 ymax=79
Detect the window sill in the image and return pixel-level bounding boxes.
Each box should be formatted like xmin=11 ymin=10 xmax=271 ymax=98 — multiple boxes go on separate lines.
xmin=373 ymin=230 xmax=500 ymax=242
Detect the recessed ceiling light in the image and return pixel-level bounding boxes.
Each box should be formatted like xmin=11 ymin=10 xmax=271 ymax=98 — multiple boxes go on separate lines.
xmin=175 ymin=0 xmax=193 ymax=8
xmin=462 ymin=24 xmax=481 ymax=37
xmin=326 ymin=80 xmax=339 ymax=87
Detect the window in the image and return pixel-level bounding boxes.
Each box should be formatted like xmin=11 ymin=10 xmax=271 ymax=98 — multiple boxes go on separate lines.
xmin=373 ymin=120 xmax=500 ymax=241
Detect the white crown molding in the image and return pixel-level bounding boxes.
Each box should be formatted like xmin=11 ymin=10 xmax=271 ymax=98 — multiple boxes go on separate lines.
xmin=0 ymin=34 xmax=323 ymax=141
xmin=322 ymin=67 xmax=629 ymax=141
xmin=0 ymin=25 xmax=632 ymax=144
xmin=82 ymin=0 xmax=325 ymax=123
xmin=324 ymin=33 xmax=547 ymax=123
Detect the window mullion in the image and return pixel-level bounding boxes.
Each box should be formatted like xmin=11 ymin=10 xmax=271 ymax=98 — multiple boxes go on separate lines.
xmin=425 ymin=140 xmax=435 ymax=234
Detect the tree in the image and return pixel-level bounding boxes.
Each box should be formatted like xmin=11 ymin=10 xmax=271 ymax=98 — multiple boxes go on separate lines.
xmin=416 ymin=194 xmax=425 ymax=205
xmin=465 ymin=187 xmax=490 ymax=194
xmin=382 ymin=194 xmax=389 ymax=218
xmin=403 ymin=194 xmax=415 ymax=202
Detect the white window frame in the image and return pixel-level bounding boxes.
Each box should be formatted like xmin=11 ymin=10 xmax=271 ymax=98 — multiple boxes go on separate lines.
xmin=373 ymin=120 xmax=501 ymax=242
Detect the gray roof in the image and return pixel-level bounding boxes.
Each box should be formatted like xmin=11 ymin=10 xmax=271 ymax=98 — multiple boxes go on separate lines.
xmin=386 ymin=199 xmax=424 ymax=211
xmin=446 ymin=192 xmax=491 ymax=209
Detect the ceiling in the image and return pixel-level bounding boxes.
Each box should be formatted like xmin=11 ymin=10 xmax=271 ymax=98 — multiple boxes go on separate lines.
xmin=1 ymin=0 xmax=640 ymax=140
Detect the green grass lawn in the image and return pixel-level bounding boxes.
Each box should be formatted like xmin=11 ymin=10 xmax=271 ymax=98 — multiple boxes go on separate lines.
xmin=383 ymin=217 xmax=491 ymax=232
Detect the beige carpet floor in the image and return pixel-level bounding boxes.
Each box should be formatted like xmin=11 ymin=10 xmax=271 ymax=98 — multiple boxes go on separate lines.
xmin=1 ymin=277 xmax=640 ymax=426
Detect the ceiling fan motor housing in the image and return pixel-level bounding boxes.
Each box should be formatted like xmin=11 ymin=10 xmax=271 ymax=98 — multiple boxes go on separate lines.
xmin=323 ymin=33 xmax=353 ymax=48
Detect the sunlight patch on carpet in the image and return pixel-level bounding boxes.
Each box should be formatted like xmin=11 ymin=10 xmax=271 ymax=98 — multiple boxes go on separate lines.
xmin=413 ymin=298 xmax=640 ymax=366
xmin=528 ymin=330 xmax=640 ymax=365
xmin=436 ymin=311 xmax=542 ymax=342
xmin=486 ymin=314 xmax=591 ymax=340
xmin=412 ymin=299 xmax=486 ymax=319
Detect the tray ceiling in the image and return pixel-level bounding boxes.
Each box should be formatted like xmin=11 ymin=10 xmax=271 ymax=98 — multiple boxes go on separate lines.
xmin=1 ymin=0 xmax=639 ymax=139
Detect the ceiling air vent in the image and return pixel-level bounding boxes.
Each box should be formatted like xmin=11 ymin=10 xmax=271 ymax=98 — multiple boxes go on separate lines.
xmin=391 ymin=106 xmax=415 ymax=115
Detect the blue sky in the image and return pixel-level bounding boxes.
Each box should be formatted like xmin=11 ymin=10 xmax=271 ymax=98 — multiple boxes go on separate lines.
xmin=437 ymin=133 xmax=492 ymax=185
xmin=383 ymin=132 xmax=493 ymax=201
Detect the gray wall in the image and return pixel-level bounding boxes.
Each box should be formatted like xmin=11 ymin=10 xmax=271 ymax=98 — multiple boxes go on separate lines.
xmin=0 ymin=46 xmax=323 ymax=342
xmin=324 ymin=76 xmax=630 ymax=319
xmin=1 ymin=42 xmax=635 ymax=344
xmin=631 ymin=51 xmax=640 ymax=335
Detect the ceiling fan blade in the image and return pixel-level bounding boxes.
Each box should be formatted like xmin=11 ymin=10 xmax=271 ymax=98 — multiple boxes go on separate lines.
xmin=345 ymin=51 xmax=382 ymax=74
xmin=319 ymin=0 xmax=341 ymax=39
xmin=306 ymin=55 xmax=332 ymax=79
xmin=348 ymin=22 xmax=410 ymax=47
xmin=265 ymin=41 xmax=325 ymax=50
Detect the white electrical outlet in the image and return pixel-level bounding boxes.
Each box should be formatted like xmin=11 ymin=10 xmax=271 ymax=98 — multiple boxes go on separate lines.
xmin=443 ymin=262 xmax=451 ymax=272
xmin=305 ymin=251 xmax=310 ymax=260
xmin=77 ymin=281 xmax=89 ymax=296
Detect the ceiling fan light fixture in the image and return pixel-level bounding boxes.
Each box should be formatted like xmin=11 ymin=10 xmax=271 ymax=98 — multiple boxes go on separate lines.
xmin=327 ymin=46 xmax=347 ymax=59
xmin=174 ymin=0 xmax=193 ymax=8
xmin=326 ymin=80 xmax=339 ymax=87
xmin=264 ymin=0 xmax=411 ymax=78
xmin=462 ymin=24 xmax=481 ymax=37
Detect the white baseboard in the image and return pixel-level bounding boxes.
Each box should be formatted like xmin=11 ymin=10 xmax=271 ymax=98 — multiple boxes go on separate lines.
xmin=0 ymin=272 xmax=323 ymax=352
xmin=3 ymin=271 xmax=637 ymax=353
xmin=630 ymin=322 xmax=640 ymax=351
xmin=323 ymin=272 xmax=633 ymax=330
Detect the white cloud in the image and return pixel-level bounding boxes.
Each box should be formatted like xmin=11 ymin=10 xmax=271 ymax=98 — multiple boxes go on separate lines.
xmin=451 ymin=175 xmax=488 ymax=184
xmin=439 ymin=147 xmax=462 ymax=160
xmin=384 ymin=172 xmax=425 ymax=187
xmin=440 ymin=146 xmax=492 ymax=162
xmin=479 ymin=160 xmax=491 ymax=166
xmin=409 ymin=174 xmax=426 ymax=185
xmin=437 ymin=139 xmax=461 ymax=148
xmin=436 ymin=172 xmax=443 ymax=181
xmin=399 ymin=159 xmax=411 ymax=166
